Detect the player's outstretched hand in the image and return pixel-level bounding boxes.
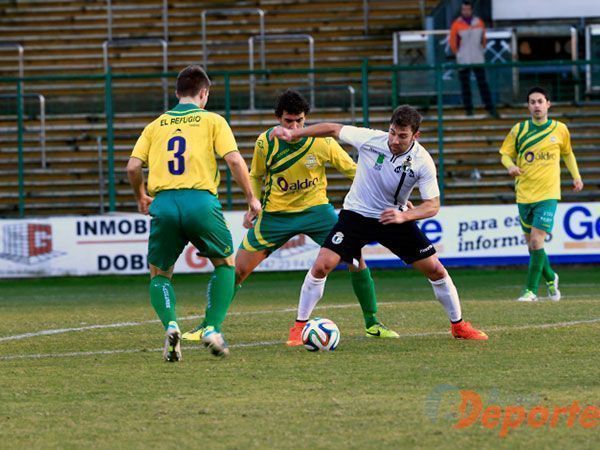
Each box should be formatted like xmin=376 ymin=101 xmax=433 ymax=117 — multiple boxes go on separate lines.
xmin=507 ymin=166 xmax=522 ymax=177
xmin=573 ymin=179 xmax=584 ymax=192
xmin=137 ymin=195 xmax=153 ymax=215
xmin=243 ymin=197 xmax=262 ymax=229
xmin=269 ymin=126 xmax=294 ymax=142
xmin=379 ymin=208 xmax=408 ymax=225
xmin=406 ymin=200 xmax=414 ymax=210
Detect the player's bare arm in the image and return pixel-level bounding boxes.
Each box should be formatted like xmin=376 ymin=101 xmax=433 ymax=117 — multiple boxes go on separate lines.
xmin=379 ymin=197 xmax=440 ymax=225
xmin=270 ymin=122 xmax=344 ymax=141
xmin=126 ymin=156 xmax=153 ymax=214
xmin=224 ymin=151 xmax=262 ymax=227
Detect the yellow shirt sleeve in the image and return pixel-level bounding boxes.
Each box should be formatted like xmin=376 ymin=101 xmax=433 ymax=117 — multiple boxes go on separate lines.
xmin=559 ymin=123 xmax=573 ymax=156
xmin=563 ymin=153 xmax=581 ymax=180
xmin=501 ymin=154 xmax=516 ymax=169
xmin=499 ymin=124 xmax=519 ymax=160
xmin=558 ymin=123 xmax=581 ymax=180
xmin=327 ymin=138 xmax=356 ymax=179
xmin=131 ymin=124 xmax=152 ymax=164
xmin=249 ymin=134 xmax=267 ymax=200
xmin=213 ymin=114 xmax=238 ymax=158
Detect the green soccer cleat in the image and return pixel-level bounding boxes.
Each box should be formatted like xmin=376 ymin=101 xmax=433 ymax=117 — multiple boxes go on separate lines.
xmin=163 ymin=322 xmax=182 ymax=363
xmin=365 ymin=323 xmax=400 ymax=339
xmin=182 ymin=324 xmax=204 ymax=341
xmin=517 ymin=289 xmax=538 ymax=302
xmin=547 ymin=273 xmax=561 ymax=301
xmin=201 ymin=326 xmax=230 ymax=357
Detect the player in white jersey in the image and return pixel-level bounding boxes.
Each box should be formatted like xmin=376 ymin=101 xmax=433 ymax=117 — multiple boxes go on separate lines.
xmin=271 ymin=105 xmax=488 ymax=340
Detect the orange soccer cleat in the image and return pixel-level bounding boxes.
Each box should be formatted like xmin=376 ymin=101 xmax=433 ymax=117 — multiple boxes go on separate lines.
xmin=451 ymin=321 xmax=488 ymax=340
xmin=286 ymin=322 xmax=306 ymax=347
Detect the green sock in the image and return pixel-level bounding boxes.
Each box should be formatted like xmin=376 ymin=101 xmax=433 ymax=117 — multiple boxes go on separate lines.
xmin=204 ymin=265 xmax=235 ymax=332
xmin=541 ymin=250 xmax=555 ymax=283
xmin=149 ymin=275 xmax=177 ymax=330
xmin=195 ymin=284 xmax=240 ymax=330
xmin=526 ymin=249 xmax=545 ymax=293
xmin=350 ymin=267 xmax=379 ymax=328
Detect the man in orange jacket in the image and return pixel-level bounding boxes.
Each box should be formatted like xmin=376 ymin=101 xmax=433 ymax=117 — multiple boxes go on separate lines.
xmin=449 ymin=1 xmax=497 ymax=117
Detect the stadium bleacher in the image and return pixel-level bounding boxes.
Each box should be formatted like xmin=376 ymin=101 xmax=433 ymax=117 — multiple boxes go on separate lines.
xmin=0 ymin=0 xmax=597 ymax=216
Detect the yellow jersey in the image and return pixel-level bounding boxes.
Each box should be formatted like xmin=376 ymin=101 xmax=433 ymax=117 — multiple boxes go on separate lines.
xmin=251 ymin=128 xmax=356 ymax=212
xmin=499 ymin=119 xmax=574 ymax=203
xmin=131 ymin=103 xmax=238 ymax=196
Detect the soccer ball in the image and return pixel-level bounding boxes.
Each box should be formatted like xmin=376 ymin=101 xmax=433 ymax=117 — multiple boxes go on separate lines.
xmin=301 ymin=318 xmax=340 ymax=351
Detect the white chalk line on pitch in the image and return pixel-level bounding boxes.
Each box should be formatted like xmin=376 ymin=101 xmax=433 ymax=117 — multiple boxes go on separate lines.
xmin=0 ymin=294 xmax=597 ymax=343
xmin=1 ymin=318 xmax=599 ymax=361
xmin=0 ymin=302 xmax=396 ymax=343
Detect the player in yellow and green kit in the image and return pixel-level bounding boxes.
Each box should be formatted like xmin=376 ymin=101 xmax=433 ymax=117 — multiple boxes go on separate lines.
xmin=499 ymin=87 xmax=583 ymax=302
xmin=127 ymin=65 xmax=261 ymax=361
xmin=182 ymin=90 xmax=399 ymax=345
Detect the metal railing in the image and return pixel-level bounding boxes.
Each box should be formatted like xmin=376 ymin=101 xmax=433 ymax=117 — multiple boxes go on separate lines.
xmin=585 ymin=25 xmax=600 ymax=93
xmin=0 ymin=42 xmax=24 ymax=81
xmin=392 ymin=28 xmax=518 ymax=100
xmin=0 ymin=42 xmax=25 ymax=110
xmin=248 ymin=34 xmax=315 ymax=110
xmin=102 ymin=38 xmax=169 ymax=110
xmin=2 ymin=58 xmax=598 ymax=216
xmin=201 ymin=8 xmax=265 ymax=71
xmin=0 ymin=93 xmax=45 ymax=168
xmin=107 ymin=0 xmax=168 ymax=42
xmin=97 ymin=136 xmax=106 ymax=214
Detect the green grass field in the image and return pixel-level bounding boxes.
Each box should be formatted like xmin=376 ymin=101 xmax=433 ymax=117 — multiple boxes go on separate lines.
xmin=1 ymin=267 xmax=599 ymax=449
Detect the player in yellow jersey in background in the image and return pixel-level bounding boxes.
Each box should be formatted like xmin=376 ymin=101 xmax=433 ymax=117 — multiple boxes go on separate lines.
xmin=499 ymin=86 xmax=583 ymax=302
xmin=182 ymin=89 xmax=400 ymax=345
xmin=127 ymin=65 xmax=261 ymax=360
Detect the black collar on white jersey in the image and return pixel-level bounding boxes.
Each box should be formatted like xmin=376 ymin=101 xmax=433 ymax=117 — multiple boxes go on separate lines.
xmin=389 ymin=141 xmax=415 ymax=163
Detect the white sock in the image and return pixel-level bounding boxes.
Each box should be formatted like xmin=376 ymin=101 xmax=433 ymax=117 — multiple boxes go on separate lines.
xmin=429 ymin=275 xmax=462 ymax=323
xmin=297 ymin=271 xmax=327 ymax=321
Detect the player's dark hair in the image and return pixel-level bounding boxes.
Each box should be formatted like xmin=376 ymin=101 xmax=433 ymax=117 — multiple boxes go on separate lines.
xmin=526 ymin=86 xmax=550 ymax=102
xmin=275 ymin=89 xmax=310 ymax=117
xmin=390 ymin=105 xmax=422 ymax=133
xmin=462 ymin=1 xmax=473 ymax=7
xmin=176 ymin=65 xmax=211 ymax=97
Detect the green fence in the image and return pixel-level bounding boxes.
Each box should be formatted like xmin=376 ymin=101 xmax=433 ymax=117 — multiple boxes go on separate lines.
xmin=1 ymin=58 xmax=598 ymax=216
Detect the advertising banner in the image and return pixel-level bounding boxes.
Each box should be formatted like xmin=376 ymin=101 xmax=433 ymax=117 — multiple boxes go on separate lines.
xmin=0 ymin=203 xmax=598 ymax=278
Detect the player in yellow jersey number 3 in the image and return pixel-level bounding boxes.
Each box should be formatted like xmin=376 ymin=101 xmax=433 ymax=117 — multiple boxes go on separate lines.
xmin=499 ymin=87 xmax=583 ymax=302
xmin=127 ymin=65 xmax=261 ymax=361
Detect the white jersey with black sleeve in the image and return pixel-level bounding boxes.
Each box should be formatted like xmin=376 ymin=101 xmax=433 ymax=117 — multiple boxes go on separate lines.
xmin=338 ymin=125 xmax=440 ymax=219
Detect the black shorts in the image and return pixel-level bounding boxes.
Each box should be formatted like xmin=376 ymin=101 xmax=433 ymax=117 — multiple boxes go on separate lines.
xmin=323 ymin=209 xmax=436 ymax=265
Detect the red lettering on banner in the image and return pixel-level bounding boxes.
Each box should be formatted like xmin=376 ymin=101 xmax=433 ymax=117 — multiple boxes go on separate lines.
xmin=185 ymin=247 xmax=208 ymax=269
xmin=281 ymin=234 xmax=306 ymax=250
xmin=28 ymin=224 xmax=52 ymax=256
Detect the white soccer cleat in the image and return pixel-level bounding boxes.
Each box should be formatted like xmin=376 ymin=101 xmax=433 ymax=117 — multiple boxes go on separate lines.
xmin=547 ymin=273 xmax=561 ymax=301
xmin=163 ymin=322 xmax=182 ymax=362
xmin=201 ymin=326 xmax=230 ymax=357
xmin=517 ymin=290 xmax=538 ymax=302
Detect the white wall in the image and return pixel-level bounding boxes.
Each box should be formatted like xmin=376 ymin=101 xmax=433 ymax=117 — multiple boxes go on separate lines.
xmin=493 ymin=0 xmax=600 ymax=20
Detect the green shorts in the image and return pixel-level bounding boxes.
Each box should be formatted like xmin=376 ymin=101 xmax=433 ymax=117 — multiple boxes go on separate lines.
xmin=518 ymin=199 xmax=558 ymax=234
xmin=148 ymin=189 xmax=233 ymax=270
xmin=240 ymin=203 xmax=338 ymax=252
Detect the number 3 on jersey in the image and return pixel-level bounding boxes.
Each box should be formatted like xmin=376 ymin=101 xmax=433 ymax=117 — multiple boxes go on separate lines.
xmin=167 ymin=136 xmax=186 ymax=175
